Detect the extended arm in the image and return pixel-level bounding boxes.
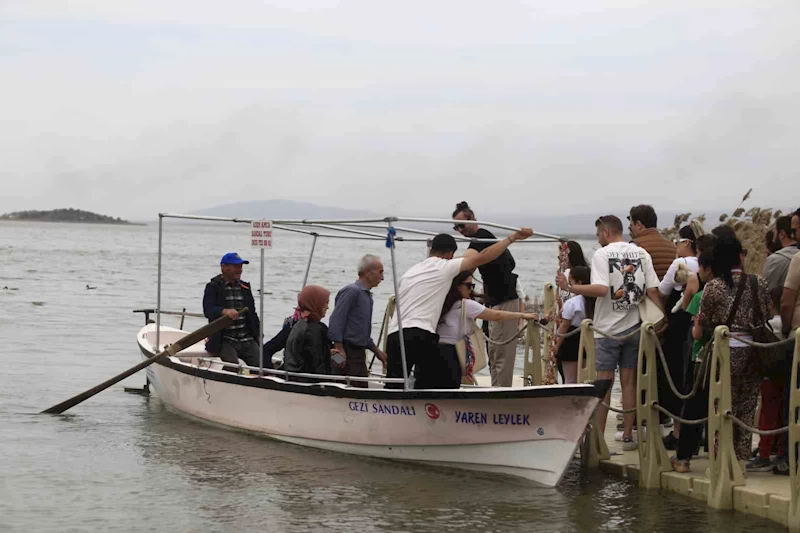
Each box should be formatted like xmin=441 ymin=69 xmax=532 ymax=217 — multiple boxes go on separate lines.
xmin=460 ymin=228 xmax=533 ymax=272
xmin=477 ymin=308 xmax=538 ymax=322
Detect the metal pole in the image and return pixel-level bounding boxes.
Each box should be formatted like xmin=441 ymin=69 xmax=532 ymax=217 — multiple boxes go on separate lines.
xmin=388 ymin=222 xmax=412 ymax=391
xmin=259 ymin=247 xmax=265 ymax=376
xmin=301 ymin=233 xmax=318 ymax=288
xmin=156 ymin=214 xmax=163 ymax=351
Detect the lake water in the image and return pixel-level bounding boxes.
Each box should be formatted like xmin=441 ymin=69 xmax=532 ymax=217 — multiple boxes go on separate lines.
xmin=0 ymin=220 xmax=784 ymax=532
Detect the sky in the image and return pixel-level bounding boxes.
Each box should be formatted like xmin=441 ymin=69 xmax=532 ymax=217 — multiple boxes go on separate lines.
xmin=1 ymin=1 xmax=799 ymax=221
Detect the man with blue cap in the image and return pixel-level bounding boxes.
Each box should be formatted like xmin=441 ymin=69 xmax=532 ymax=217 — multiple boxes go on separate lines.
xmin=203 ymin=252 xmax=261 ymax=370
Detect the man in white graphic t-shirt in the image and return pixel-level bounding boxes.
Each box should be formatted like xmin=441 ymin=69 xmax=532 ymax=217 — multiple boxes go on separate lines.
xmin=556 ymin=215 xmax=661 ymax=451
xmin=386 ymin=229 xmax=534 ymax=389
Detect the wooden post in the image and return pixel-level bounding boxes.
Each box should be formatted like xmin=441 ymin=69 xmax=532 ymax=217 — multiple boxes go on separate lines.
xmin=707 ymin=325 xmax=744 ymax=510
xmin=788 ymin=329 xmax=800 ymax=531
xmin=577 ymin=319 xmax=609 ymax=467
xmin=637 ymin=323 xmax=671 ymax=488
xmin=543 ymin=283 xmax=558 ymax=385
xmin=523 ymin=320 xmax=542 ymax=386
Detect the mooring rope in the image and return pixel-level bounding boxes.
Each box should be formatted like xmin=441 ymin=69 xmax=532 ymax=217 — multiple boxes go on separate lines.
xmin=589 ymin=325 xmax=640 ymax=342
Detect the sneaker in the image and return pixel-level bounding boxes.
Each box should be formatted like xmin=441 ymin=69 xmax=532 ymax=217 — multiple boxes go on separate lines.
xmin=773 ymin=456 xmax=790 ymax=476
xmin=671 ymin=456 xmax=691 ymax=473
xmin=663 ymin=432 xmax=679 ymax=450
xmin=745 ymin=456 xmax=774 ymax=472
xmin=622 ymin=436 xmax=638 ymax=451
xmin=662 ymin=417 xmax=674 ymax=428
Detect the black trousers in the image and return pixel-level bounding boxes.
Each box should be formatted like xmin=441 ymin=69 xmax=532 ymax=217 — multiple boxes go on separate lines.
xmin=434 ymin=344 xmax=464 ymax=389
xmin=385 ymin=328 xmax=440 ymax=389
xmin=676 ymin=361 xmax=710 ymax=461
xmin=657 ymin=308 xmax=693 ymax=423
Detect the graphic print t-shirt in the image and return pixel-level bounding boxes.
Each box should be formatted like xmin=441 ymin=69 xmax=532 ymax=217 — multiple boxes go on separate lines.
xmin=590 ymin=242 xmax=659 ymax=337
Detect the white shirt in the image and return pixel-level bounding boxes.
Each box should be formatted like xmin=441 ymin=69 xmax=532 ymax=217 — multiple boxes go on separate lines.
xmin=590 ymin=241 xmax=660 ymax=338
xmin=437 ymin=299 xmax=486 ymax=345
xmin=658 ymin=256 xmax=699 ymax=296
xmin=388 ymin=257 xmax=465 ymax=335
xmin=561 ymin=295 xmax=586 ymax=328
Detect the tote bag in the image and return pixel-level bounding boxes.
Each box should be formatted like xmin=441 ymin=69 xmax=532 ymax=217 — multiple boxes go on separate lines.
xmin=638 ymin=251 xmax=666 ymax=328
xmin=455 ymin=299 xmax=488 ymax=385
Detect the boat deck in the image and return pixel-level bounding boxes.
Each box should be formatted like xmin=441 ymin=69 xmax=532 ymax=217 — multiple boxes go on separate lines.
xmin=599 ymin=404 xmax=793 ymax=528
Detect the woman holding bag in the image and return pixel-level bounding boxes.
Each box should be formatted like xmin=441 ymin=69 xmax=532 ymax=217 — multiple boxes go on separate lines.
xmin=434 ymin=271 xmax=538 ymax=388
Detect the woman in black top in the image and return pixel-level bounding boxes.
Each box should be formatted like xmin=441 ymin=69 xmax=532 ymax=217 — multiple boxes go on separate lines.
xmin=283 ymin=285 xmax=333 ymax=380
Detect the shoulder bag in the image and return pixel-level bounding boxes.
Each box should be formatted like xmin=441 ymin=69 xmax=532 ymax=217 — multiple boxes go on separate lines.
xmin=455 ymin=299 xmax=488 ymax=385
xmin=749 ymin=275 xmax=784 ymax=378
xmin=638 ymin=251 xmax=666 ymax=328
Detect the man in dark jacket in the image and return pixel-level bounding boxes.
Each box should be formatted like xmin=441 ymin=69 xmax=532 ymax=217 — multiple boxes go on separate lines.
xmin=203 ymin=252 xmax=261 ymax=370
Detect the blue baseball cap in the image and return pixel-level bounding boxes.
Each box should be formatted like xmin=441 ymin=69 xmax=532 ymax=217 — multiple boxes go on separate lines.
xmin=220 ymin=252 xmax=249 ymax=265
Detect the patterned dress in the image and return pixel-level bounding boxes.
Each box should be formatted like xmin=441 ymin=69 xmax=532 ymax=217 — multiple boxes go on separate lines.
xmin=699 ymin=272 xmax=772 ymax=460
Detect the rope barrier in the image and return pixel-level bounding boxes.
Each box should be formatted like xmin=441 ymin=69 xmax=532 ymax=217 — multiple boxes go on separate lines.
xmin=555 ymin=326 xmax=582 ymax=339
xmin=650 ymin=328 xmax=712 ymax=401
xmin=600 ymin=401 xmax=636 ymax=414
xmin=483 ymin=321 xmax=531 ymax=346
xmin=589 ymin=325 xmax=640 ymax=342
xmin=725 ymin=411 xmax=789 ymax=436
xmin=651 ymin=402 xmax=708 ymax=425
xmin=726 ymin=332 xmax=795 ymax=348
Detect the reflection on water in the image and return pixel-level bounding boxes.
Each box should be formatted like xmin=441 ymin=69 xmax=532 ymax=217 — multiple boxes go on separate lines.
xmin=0 ymin=221 xmax=785 ymax=532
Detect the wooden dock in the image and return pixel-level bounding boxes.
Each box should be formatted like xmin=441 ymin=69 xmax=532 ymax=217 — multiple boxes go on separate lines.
xmin=599 ymin=405 xmax=793 ymax=529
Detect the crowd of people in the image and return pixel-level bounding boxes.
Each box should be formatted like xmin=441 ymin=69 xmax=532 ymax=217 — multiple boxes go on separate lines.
xmin=200 ymin=202 xmax=800 ymax=475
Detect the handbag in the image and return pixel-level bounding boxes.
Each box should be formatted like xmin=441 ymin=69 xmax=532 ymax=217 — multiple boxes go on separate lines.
xmin=749 ymin=275 xmax=784 ymax=378
xmin=455 ymin=299 xmax=488 ymax=385
xmin=637 ymin=252 xmax=666 ymax=328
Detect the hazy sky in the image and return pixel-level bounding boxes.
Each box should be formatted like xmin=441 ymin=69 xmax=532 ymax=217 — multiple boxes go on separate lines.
xmin=1 ymin=1 xmax=798 ymax=220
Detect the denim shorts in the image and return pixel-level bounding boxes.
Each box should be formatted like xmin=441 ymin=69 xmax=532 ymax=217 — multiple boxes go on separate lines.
xmin=594 ymin=324 xmax=641 ymax=372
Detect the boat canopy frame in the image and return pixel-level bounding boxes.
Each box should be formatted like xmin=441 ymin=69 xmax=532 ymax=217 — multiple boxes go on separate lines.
xmin=154 ymin=213 xmax=562 ymax=391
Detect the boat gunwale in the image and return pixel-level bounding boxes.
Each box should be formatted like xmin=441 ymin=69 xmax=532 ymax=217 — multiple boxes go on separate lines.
xmin=138 ymin=343 xmax=604 ymax=402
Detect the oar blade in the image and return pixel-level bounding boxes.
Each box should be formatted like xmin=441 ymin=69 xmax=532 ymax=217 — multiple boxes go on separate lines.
xmin=41 ymin=308 xmax=247 ymax=415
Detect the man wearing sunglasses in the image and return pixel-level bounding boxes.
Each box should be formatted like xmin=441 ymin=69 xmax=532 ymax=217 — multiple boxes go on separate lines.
xmin=452 ymin=201 xmax=524 ymax=387
xmin=627 ymin=204 xmax=675 ymax=280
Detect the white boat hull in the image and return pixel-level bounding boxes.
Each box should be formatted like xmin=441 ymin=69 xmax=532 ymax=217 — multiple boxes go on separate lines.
xmin=138 ymin=324 xmax=603 ymax=487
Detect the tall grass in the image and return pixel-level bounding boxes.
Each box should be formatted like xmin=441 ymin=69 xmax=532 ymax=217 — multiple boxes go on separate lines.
xmin=661 ymin=189 xmax=790 ymax=274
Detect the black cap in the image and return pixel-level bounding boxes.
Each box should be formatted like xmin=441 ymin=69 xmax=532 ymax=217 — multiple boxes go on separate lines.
xmin=430 ymin=233 xmax=458 ymax=254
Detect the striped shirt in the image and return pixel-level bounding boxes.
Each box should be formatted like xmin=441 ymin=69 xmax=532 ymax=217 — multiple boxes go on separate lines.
xmin=222 ymin=281 xmax=253 ymax=342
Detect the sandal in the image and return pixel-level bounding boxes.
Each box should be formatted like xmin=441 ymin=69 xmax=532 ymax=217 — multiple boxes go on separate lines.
xmin=671 ymin=456 xmax=691 ymax=473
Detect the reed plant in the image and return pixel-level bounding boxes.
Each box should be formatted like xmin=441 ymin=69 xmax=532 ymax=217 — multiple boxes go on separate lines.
xmin=661 ymin=189 xmax=790 ymax=275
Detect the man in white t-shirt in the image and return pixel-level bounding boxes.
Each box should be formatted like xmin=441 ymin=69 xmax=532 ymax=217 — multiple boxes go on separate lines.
xmin=386 ymin=229 xmax=534 ymax=389
xmin=556 ymin=215 xmax=661 ymax=450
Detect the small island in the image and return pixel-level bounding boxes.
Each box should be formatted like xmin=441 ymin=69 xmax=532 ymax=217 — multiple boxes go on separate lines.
xmin=0 ymin=208 xmax=138 ymax=225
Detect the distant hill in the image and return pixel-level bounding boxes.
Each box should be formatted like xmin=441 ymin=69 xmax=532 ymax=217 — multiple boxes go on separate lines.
xmin=0 ymin=208 xmax=136 ymax=225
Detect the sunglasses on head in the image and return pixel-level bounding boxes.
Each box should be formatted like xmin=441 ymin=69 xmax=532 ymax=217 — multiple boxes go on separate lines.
xmin=674 ymin=238 xmax=691 ymax=244
xmin=461 ymin=282 xmax=475 ymax=290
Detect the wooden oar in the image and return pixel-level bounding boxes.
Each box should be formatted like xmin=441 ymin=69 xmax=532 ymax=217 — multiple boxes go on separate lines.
xmin=41 ymin=309 xmax=247 ymax=414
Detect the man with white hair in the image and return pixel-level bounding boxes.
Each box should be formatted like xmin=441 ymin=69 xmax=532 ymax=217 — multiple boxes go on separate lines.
xmin=328 ymin=254 xmax=388 ymax=387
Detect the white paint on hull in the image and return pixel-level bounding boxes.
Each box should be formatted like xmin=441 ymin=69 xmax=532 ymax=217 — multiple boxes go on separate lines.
xmin=138 ymin=324 xmax=599 ymax=487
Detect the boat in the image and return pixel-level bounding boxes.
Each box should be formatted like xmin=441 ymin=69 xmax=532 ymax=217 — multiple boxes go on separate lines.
xmin=134 ymin=213 xmax=606 ymax=487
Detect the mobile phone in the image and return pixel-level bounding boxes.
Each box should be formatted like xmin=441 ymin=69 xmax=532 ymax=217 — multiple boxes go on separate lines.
xmin=332 ymin=352 xmax=346 ymax=365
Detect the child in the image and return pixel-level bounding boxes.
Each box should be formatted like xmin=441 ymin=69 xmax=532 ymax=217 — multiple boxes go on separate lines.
xmin=555 ymin=266 xmax=593 ymax=384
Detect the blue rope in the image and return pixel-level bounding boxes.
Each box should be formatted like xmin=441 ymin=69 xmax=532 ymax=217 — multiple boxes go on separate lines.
xmin=385 ymin=227 xmax=396 ymax=248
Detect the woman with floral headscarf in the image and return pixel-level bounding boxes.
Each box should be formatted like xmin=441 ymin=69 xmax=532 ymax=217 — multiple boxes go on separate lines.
xmin=283 ymin=285 xmax=334 ymax=379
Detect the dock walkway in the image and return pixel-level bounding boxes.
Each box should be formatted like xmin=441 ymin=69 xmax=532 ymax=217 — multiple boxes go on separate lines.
xmin=599 ymin=402 xmax=793 ymax=528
